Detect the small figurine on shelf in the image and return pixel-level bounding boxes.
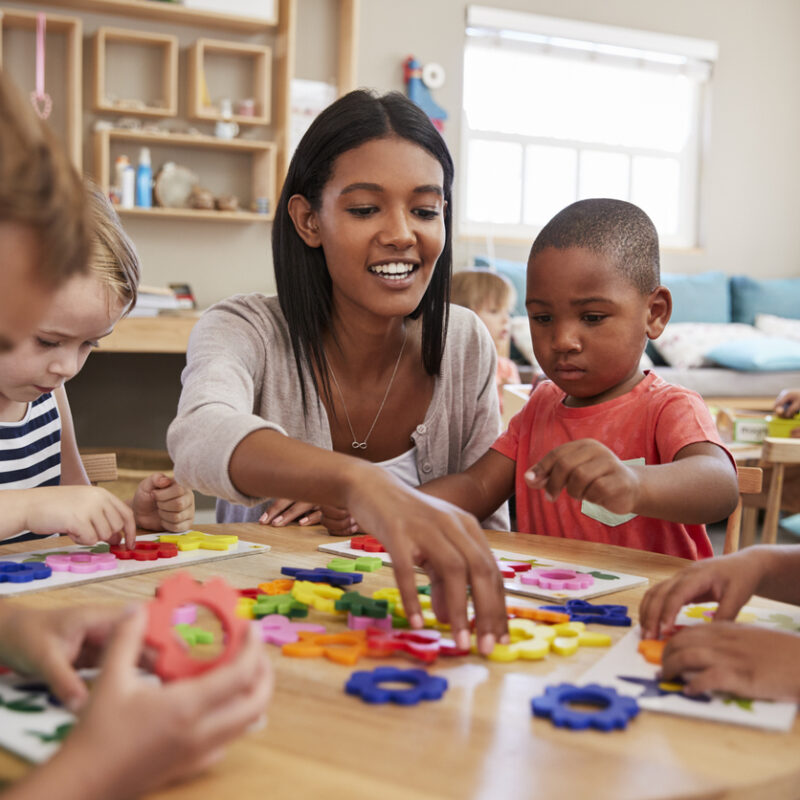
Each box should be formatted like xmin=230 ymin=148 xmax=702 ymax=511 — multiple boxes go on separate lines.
xmin=215 ymin=98 xmax=240 ymax=140
xmin=189 ymin=185 xmax=215 ymax=210
xmin=216 ymin=194 xmax=239 ymax=212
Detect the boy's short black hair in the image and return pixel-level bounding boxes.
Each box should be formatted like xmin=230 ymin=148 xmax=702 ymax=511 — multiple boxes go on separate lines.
xmin=529 ymin=199 xmax=660 ymax=294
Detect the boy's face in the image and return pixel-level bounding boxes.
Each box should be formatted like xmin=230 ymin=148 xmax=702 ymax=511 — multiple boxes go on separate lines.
xmin=0 ymin=222 xmax=55 ymax=353
xmin=526 ymin=246 xmax=670 ymax=407
xmin=0 ymin=271 xmax=126 ymax=405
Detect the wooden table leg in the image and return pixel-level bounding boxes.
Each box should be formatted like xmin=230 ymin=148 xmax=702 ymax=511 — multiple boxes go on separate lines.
xmin=740 ymin=505 xmax=759 ymax=548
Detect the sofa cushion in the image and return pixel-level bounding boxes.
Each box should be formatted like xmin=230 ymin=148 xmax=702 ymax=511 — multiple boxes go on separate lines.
xmin=661 ymin=271 xmax=731 ymax=324
xmin=731 ymin=276 xmax=800 ymax=325
xmin=653 ymin=322 xmax=763 ymax=369
xmin=473 ymin=257 xmax=527 ymax=316
xmin=755 ymin=313 xmax=800 ymax=342
xmin=707 ymin=337 xmax=800 ymax=371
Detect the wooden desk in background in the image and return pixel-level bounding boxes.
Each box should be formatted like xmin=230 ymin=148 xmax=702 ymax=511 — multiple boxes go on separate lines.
xmin=99 ymin=315 xmax=198 ymax=354
xmin=1 ymin=525 xmax=799 ymax=799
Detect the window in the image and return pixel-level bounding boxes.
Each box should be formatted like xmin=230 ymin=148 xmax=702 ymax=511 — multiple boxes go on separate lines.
xmin=461 ymin=7 xmax=718 ymax=247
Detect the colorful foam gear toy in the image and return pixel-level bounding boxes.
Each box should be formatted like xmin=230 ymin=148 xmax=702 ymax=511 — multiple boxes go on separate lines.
xmin=282 ymin=630 xmax=368 ymax=665
xmin=0 ymin=562 xmax=52 ymax=583
xmin=257 ymin=578 xmax=295 ymax=596
xmin=255 ymin=614 xmax=325 ymax=645
xmin=335 ymin=592 xmax=390 ymax=619
xmin=291 ymin=580 xmax=344 ymax=612
xmin=345 ymin=666 xmax=448 ymax=705
xmin=366 ymin=629 xmax=469 ymax=663
xmin=539 ymin=599 xmax=631 ymax=627
xmin=45 ymin=552 xmax=118 ymax=573
xmin=328 ymin=556 xmax=382 ymax=573
xmin=174 ymin=623 xmax=214 ymax=646
xmin=521 ymin=568 xmax=594 ymax=591
xmin=159 ymin=531 xmax=238 ymax=551
xmin=350 ymin=535 xmax=385 ymax=553
xmin=506 ymin=605 xmax=570 ymax=625
xmin=531 ymin=683 xmax=640 ymax=731
xmin=348 ymin=613 xmax=392 ymax=632
xmin=145 ymin=572 xmax=248 ymax=681
xmin=252 ymin=592 xmax=309 ymax=619
xmin=496 ymin=559 xmax=533 ymax=578
xmin=280 ymin=566 xmax=363 ymax=586
xmin=109 ymin=541 xmax=178 ymax=561
xmin=638 ymin=639 xmax=666 ymax=665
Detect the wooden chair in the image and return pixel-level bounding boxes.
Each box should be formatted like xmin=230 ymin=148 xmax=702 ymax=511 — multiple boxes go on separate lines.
xmin=79 ymin=452 xmax=118 ymax=485
xmin=760 ymin=437 xmax=800 ymax=545
xmin=723 ymin=466 xmax=763 ymax=554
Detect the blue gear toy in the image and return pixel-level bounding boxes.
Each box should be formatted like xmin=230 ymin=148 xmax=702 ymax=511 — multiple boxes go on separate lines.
xmin=346 ymin=666 xmax=448 ymax=705
xmin=0 ymin=562 xmax=52 ymax=583
xmin=280 ymin=566 xmax=363 ymax=586
xmin=539 ymin=599 xmax=631 ymax=627
xmin=531 ymin=683 xmax=639 ymax=731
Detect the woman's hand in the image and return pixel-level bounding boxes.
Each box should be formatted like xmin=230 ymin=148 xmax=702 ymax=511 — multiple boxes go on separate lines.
xmin=259 ymin=498 xmax=322 ymax=527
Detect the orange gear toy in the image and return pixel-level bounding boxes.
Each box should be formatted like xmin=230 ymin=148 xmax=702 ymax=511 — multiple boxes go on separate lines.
xmin=146 ymin=572 xmax=248 ymax=681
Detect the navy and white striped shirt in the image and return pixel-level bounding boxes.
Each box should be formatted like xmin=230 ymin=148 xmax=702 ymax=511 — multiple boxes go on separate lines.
xmin=0 ymin=393 xmax=61 ymax=542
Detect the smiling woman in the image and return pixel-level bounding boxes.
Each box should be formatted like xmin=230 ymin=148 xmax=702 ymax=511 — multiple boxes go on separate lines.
xmin=167 ymin=89 xmax=510 ymax=654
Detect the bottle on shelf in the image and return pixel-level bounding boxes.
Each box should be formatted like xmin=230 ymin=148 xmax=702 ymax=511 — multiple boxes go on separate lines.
xmin=115 ymin=155 xmax=135 ymax=209
xmin=136 ymin=147 xmax=153 ymax=208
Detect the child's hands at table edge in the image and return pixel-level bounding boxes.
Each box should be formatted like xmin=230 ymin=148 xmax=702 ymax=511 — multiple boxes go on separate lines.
xmin=4 ymin=485 xmax=137 ymax=549
xmin=3 ymin=607 xmax=273 ymax=800
xmin=343 ymin=470 xmax=509 ymax=655
xmin=774 ymin=388 xmax=800 ymax=419
xmin=131 ymin=473 xmax=195 ymax=533
xmin=525 ymin=440 xmax=737 ymax=523
xmin=660 ymin=623 xmax=800 ymax=702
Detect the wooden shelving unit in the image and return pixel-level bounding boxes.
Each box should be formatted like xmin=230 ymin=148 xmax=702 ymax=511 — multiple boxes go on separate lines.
xmin=99 ymin=315 xmax=198 ymax=353
xmin=10 ymin=0 xmax=277 ymax=32
xmin=0 ymin=8 xmax=83 ymax=168
xmin=93 ymin=26 xmax=178 ymax=116
xmin=188 ymin=38 xmax=271 ymax=126
xmin=94 ymin=127 xmax=277 ymax=220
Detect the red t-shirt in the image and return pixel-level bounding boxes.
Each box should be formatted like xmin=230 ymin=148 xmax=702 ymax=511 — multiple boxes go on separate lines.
xmin=491 ymin=371 xmax=733 ymax=560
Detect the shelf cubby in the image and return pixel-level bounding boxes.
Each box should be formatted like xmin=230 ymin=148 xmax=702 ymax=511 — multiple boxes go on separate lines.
xmin=0 ymin=8 xmax=82 ymax=168
xmin=188 ymin=38 xmax=272 ymax=126
xmin=93 ymin=27 xmax=178 ymax=117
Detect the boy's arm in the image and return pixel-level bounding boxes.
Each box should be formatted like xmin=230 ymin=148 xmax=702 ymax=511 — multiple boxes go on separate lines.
xmin=420 ymin=449 xmax=517 ymax=523
xmin=54 ymin=387 xmax=90 ymax=486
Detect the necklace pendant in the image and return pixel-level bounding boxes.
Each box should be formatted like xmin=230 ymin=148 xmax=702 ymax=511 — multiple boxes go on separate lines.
xmin=352 ymin=441 xmax=367 ymax=450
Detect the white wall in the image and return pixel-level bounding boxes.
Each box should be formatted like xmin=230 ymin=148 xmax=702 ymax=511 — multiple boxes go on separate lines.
xmin=355 ymin=0 xmax=800 ymax=278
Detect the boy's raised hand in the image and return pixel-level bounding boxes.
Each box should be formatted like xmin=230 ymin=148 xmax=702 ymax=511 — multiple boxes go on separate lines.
xmin=661 ymin=623 xmax=800 ymax=701
xmin=132 ymin=473 xmax=195 ymax=532
xmin=524 ymin=439 xmax=641 ymax=514
xmin=20 ymin=486 xmax=136 ymax=548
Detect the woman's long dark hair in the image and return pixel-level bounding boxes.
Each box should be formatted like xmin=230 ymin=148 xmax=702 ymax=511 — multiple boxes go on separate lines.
xmin=272 ymin=89 xmax=454 ymax=410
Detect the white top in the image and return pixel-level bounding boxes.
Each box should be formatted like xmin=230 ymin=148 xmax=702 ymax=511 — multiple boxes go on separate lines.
xmin=375 ymin=446 xmax=420 ymax=489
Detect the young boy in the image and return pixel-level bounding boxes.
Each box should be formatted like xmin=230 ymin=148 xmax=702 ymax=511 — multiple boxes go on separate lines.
xmin=639 ymin=545 xmax=800 ymax=701
xmin=423 ymin=199 xmax=739 ymax=559
xmin=0 ymin=70 xmax=272 ymax=799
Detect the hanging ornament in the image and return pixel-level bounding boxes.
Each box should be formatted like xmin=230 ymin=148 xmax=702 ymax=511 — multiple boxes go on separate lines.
xmin=30 ymin=13 xmax=53 ymax=120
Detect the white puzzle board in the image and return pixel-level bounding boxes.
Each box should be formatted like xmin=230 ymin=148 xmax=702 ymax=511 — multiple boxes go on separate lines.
xmin=579 ymin=604 xmax=800 ymax=731
xmin=317 ymin=540 xmax=647 ymax=601
xmin=0 ymin=533 xmax=269 ymax=597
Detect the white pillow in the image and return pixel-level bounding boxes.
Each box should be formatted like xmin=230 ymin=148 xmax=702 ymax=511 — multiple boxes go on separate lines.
xmin=653 ymin=322 xmax=764 ymax=368
xmin=754 ymin=313 xmax=800 ymax=342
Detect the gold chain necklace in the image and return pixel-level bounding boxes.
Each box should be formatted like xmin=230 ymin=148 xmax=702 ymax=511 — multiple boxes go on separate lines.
xmin=324 ymin=328 xmax=408 ymax=450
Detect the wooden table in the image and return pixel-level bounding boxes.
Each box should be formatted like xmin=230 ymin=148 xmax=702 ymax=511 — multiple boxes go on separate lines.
xmin=1 ymin=524 xmax=799 ymax=799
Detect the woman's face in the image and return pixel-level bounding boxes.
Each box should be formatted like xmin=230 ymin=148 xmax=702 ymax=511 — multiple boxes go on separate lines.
xmin=310 ymin=136 xmax=446 ymax=321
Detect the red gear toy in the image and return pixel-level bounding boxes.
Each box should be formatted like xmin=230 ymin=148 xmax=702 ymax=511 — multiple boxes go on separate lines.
xmin=145 ymin=572 xmax=248 ymax=681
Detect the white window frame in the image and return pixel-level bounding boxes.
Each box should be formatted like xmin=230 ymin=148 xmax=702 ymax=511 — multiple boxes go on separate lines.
xmin=460 ymin=7 xmax=718 ymax=248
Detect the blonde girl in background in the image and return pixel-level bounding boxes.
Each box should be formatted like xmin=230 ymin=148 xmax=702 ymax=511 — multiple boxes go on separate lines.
xmin=451 ymin=269 xmax=520 ymax=410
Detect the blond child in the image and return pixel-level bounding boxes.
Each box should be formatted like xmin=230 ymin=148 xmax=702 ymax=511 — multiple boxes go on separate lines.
xmin=422 ymin=198 xmax=739 ymax=559
xmin=0 ymin=69 xmax=271 ymax=800
xmin=451 ymin=269 xmax=521 ymax=410
xmin=0 ymin=186 xmax=194 ymax=546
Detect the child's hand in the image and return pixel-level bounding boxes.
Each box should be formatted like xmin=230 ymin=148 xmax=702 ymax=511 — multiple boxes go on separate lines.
xmin=524 ymin=439 xmax=641 ymax=514
xmin=54 ymin=607 xmax=273 ymax=800
xmin=132 ymin=474 xmax=194 ymax=532
xmin=258 ymin=498 xmax=321 ymax=527
xmin=0 ymin=604 xmax=130 ymax=711
xmin=320 ymin=505 xmax=359 ymax=536
xmin=774 ymin=389 xmax=800 ymax=419
xmin=661 ymin=623 xmax=800 ymax=701
xmin=639 ymin=548 xmax=772 ymax=639
xmin=23 ymin=486 xmax=136 ymax=548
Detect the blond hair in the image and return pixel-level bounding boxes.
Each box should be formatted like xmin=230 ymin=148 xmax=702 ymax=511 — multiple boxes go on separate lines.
xmin=0 ymin=70 xmax=89 ymax=284
xmin=86 ymin=183 xmax=140 ymax=310
xmin=451 ymin=269 xmax=516 ymax=314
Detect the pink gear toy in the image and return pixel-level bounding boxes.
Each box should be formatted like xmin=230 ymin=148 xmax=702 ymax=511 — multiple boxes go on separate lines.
xmin=145 ymin=572 xmax=248 ymax=681
xmin=521 ymin=568 xmax=594 ymax=591
xmin=45 ymin=552 xmax=117 ymax=573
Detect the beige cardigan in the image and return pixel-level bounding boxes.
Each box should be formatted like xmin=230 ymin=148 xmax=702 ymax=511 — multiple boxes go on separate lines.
xmin=167 ymin=294 xmax=509 ymax=530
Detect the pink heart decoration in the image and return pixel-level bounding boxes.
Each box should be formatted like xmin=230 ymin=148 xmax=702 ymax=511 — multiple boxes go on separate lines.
xmin=30 ymin=92 xmax=52 ymax=120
